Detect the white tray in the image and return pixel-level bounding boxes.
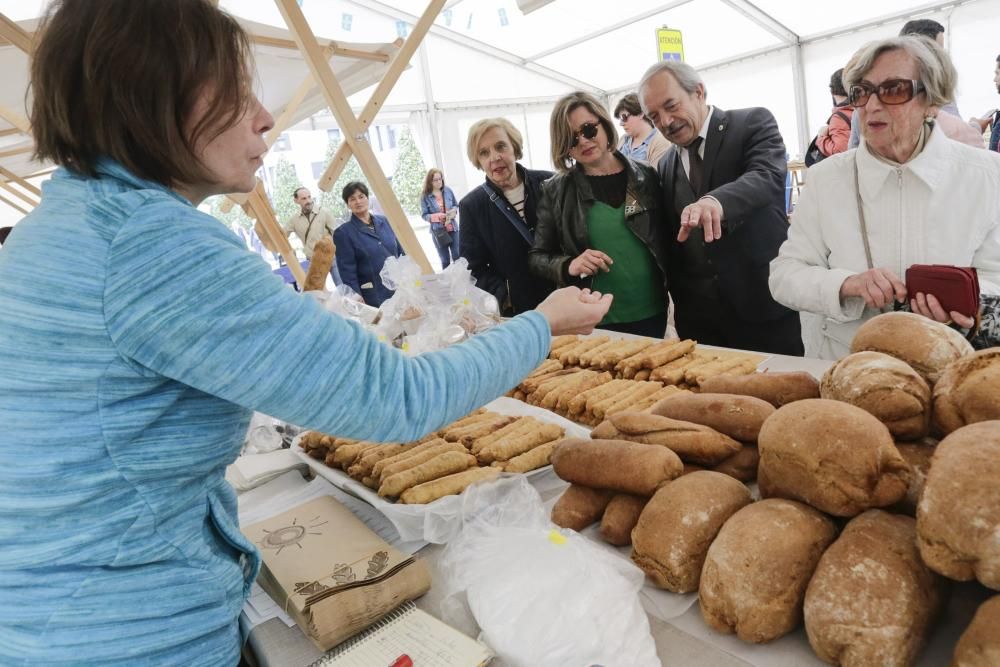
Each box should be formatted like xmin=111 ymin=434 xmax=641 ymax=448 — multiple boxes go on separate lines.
xmin=291 ymin=397 xmax=589 ymax=543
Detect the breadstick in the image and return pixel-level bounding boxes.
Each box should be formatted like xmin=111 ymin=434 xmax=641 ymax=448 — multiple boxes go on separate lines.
xmin=378 ymin=441 xmax=467 ymax=482
xmin=528 ymin=371 xmax=583 ymax=405
xmin=654 ymin=355 xmax=715 ymax=385
xmin=550 ymin=335 xmax=579 ymax=352
xmin=603 ymin=382 xmax=664 ymax=418
xmin=332 ymin=442 xmax=377 ymax=469
xmin=456 ymin=416 xmax=517 ymax=446
xmin=578 ymin=339 xmax=623 ymax=369
xmin=306 ymin=447 xmax=328 ymax=461
xmin=512 ymin=390 xmax=527 ymax=401
xmin=478 ymin=423 xmax=564 ymax=464
xmin=441 ymin=414 xmax=509 ymax=441
xmin=633 ymin=369 xmax=652 ymax=381
xmin=643 ymin=339 xmax=697 ymax=369
xmin=372 ymin=438 xmax=448 ymax=479
xmin=378 ymin=451 xmax=476 ymax=497
xmin=590 ymin=383 xmax=648 ymax=421
xmin=568 ymin=377 xmax=629 ymax=415
xmin=542 ymin=370 xmax=598 ymax=410
xmin=557 ymin=371 xmax=612 ymax=413
xmin=596 ymin=339 xmax=654 ymax=370
xmin=302 ymin=237 xmax=334 ymax=292
xmin=527 ymin=358 xmax=563 ymax=376
xmin=496 ymin=440 xmax=559 ymax=473
xmin=562 ymin=336 xmax=609 ymax=366
xmin=470 ymin=418 xmax=536 ymax=455
xmin=437 ymin=410 xmax=491 ymax=434
xmin=630 ymin=385 xmax=686 ymax=412
xmin=620 ymin=339 xmax=679 ymax=372
xmin=399 ymin=467 xmax=501 ymax=504
xmin=684 ymin=355 xmax=748 ymax=385
xmin=348 ymin=443 xmax=410 ymax=479
xmin=520 ymin=368 xmax=578 ymax=395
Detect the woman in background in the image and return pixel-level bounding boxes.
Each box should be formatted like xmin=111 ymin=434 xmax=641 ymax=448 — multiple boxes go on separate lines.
xmin=334 ymin=180 xmax=404 ymax=306
xmin=420 ymin=168 xmax=461 ymax=268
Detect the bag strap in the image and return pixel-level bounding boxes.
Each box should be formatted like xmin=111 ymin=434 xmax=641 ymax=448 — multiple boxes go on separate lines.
xmin=481 ymin=183 xmax=534 ymax=246
xmin=853 ymin=154 xmax=874 ymax=271
xmin=831 ymin=110 xmax=851 ymax=126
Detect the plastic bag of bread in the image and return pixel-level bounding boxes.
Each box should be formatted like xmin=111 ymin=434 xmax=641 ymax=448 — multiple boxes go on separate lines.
xmin=438 ymin=476 xmax=659 ymax=666
xmin=758 ymin=399 xmax=910 ymax=516
xmin=917 ymin=421 xmax=1000 ymax=590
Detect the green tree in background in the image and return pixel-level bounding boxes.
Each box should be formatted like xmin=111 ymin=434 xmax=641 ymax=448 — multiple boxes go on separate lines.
xmin=208 ymin=195 xmax=254 ymax=231
xmin=391 ymin=127 xmax=427 ymax=215
xmin=318 ymin=138 xmax=366 ymax=222
xmin=270 ymin=157 xmax=301 ymax=225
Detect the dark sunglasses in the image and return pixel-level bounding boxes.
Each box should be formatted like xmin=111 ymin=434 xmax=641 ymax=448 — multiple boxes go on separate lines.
xmin=618 ymin=112 xmax=631 ymax=124
xmin=848 ymin=78 xmax=926 ymax=108
xmin=570 ymin=122 xmax=600 ymax=148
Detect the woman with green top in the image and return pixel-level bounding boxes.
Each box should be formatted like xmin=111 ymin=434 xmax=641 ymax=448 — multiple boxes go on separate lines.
xmin=530 ymin=91 xmax=670 ymax=337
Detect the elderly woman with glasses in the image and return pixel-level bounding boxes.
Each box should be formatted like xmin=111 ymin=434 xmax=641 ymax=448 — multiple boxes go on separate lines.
xmin=769 ymin=35 xmax=1000 ymax=359
xmin=529 ymin=91 xmax=670 ymax=337
xmin=614 ymin=93 xmax=671 ymax=167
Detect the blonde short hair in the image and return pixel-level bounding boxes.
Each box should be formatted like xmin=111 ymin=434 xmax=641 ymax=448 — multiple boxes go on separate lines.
xmin=466 ymin=118 xmax=523 ymax=169
xmin=843 ymin=35 xmax=956 ymax=108
xmin=549 ymin=91 xmax=618 ymax=173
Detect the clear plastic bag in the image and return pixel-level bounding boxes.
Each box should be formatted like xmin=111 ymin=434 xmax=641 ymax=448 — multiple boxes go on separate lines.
xmin=438 ymin=476 xmax=660 ymax=667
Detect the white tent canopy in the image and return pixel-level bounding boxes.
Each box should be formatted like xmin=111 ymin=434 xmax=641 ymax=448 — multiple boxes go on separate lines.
xmin=1 ymin=0 xmax=999 ymax=219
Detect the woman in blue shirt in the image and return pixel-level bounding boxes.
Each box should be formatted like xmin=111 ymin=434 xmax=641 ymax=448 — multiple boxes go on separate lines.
xmin=0 ymin=1 xmax=611 ymax=664
xmin=334 ymin=181 xmax=403 ymax=306
xmin=420 ymin=168 xmax=461 ymax=268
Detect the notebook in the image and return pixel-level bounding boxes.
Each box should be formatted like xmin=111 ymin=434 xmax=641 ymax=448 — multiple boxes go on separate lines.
xmin=308 ymin=601 xmax=493 ymax=667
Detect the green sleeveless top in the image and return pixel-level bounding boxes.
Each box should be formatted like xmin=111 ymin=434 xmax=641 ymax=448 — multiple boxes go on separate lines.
xmin=587 ymin=201 xmax=666 ymax=324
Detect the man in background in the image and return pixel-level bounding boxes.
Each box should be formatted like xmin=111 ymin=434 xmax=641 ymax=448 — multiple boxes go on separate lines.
xmin=277 ymin=186 xmax=342 ymax=285
xmin=970 ymin=53 xmax=1000 ymax=152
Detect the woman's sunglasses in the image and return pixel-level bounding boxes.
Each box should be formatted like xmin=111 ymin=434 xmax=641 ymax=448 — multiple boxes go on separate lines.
xmin=618 ymin=112 xmax=631 ymax=124
xmin=848 ymin=79 xmax=925 ymax=108
xmin=571 ymin=122 xmax=600 ymax=148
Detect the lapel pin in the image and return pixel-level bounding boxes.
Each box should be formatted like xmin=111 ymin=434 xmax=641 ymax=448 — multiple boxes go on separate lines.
xmin=718 ymin=124 xmax=724 ymax=131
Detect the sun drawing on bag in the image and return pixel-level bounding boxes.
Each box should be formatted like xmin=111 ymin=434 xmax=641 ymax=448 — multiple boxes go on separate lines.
xmin=257 ymin=515 xmax=328 ymax=555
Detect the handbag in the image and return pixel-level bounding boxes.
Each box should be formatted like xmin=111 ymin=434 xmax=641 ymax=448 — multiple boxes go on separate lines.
xmin=804 ymin=110 xmax=851 ymax=167
xmin=430 ymin=225 xmax=453 ymax=247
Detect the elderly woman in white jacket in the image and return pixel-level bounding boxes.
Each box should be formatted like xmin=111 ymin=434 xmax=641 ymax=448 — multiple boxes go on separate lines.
xmin=769 ymin=35 xmax=1000 ymax=359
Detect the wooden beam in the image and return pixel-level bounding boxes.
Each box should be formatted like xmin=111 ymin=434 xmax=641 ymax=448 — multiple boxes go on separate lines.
xmin=0 ymin=105 xmax=30 ymax=134
xmin=317 ymin=0 xmax=444 ymax=193
xmin=0 ymin=144 xmax=33 ymax=159
xmin=251 ymin=33 xmax=390 ymax=62
xmin=0 ymin=12 xmax=32 ymax=54
xmin=0 ymin=179 xmax=38 ymax=208
xmin=0 ymin=165 xmax=41 ymax=197
xmin=25 ymin=166 xmax=56 ymax=179
xmin=0 ymin=128 xmax=21 ymax=138
xmin=0 ymin=191 xmax=28 ymax=215
xmin=245 ymin=180 xmax=307 ymax=286
xmin=276 ymin=0 xmax=436 ymax=274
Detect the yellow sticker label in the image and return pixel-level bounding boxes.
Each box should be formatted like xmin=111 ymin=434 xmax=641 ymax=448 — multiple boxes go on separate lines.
xmin=547 ymin=529 xmax=567 ymax=546
xmin=377 ymin=335 xmax=387 ymax=342
xmin=401 ymin=342 xmax=410 ymax=351
xmin=463 ymin=299 xmax=470 ymax=306
xmin=414 ymin=280 xmax=423 ymax=288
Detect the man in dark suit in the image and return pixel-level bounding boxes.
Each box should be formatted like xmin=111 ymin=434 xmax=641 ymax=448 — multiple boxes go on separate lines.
xmin=639 ymin=60 xmax=803 ymax=356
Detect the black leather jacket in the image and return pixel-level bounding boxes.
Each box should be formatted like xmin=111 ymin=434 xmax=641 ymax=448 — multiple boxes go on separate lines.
xmin=528 ymin=153 xmax=668 ymax=293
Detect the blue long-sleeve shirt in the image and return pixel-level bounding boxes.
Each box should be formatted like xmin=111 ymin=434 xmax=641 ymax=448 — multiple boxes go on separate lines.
xmin=0 ymin=160 xmax=549 ymax=665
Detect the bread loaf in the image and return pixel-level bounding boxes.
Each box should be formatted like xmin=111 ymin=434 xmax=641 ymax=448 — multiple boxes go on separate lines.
xmin=850 ymin=311 xmax=973 ymax=385
xmin=590 ymin=412 xmax=741 ymax=466
xmin=804 ymin=510 xmax=947 ymax=667
xmin=698 ymin=371 xmax=819 ymax=407
xmin=931 ymin=348 xmax=1000 ymax=435
xmin=952 ymin=595 xmax=1000 ymax=667
xmin=550 ymin=484 xmax=614 ymax=531
xmin=630 ymin=471 xmax=751 ymax=593
xmin=917 ymin=421 xmax=1000 ymax=590
xmin=758 ymin=399 xmax=909 ymax=516
xmin=599 ymin=494 xmax=648 ymax=546
xmin=820 ymin=351 xmax=931 ymax=440
xmin=650 ymin=392 xmax=775 ymax=442
xmin=302 ymin=237 xmax=334 ymax=291
xmin=699 ymin=499 xmax=837 ymax=643
xmin=711 ymin=445 xmax=759 ymax=482
xmin=550 ymin=438 xmax=683 ymax=496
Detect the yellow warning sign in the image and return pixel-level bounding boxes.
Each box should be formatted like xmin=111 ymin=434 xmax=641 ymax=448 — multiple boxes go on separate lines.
xmin=656 ymin=27 xmax=684 ymax=62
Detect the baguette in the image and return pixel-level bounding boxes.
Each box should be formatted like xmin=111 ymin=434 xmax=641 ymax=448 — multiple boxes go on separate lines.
xmin=399 ymin=467 xmax=500 ymax=504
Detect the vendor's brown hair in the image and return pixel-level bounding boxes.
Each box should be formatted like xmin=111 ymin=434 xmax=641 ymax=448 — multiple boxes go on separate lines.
xmin=30 ymin=0 xmax=254 ymax=186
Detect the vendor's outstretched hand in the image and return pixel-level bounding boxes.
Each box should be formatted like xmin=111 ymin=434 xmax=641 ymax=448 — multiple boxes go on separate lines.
xmin=536 ymin=287 xmax=613 ymax=336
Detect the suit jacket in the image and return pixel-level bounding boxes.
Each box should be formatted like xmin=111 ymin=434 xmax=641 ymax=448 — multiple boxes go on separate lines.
xmin=658 ymin=106 xmax=794 ymax=323
xmin=333 ymin=213 xmax=403 ymax=307
xmin=459 ymin=164 xmax=556 ymax=315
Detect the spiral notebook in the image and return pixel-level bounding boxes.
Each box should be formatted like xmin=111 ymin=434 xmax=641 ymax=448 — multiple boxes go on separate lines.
xmin=308 ymin=601 xmax=493 ymax=667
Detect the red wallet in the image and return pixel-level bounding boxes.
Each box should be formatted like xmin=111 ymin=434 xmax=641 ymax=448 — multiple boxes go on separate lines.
xmin=905 ymin=264 xmax=980 ymax=318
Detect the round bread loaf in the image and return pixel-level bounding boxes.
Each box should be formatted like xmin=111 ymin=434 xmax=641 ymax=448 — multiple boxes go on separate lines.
xmin=892 ymin=442 xmax=935 ymax=516
xmin=820 ymin=351 xmax=930 ymax=440
xmin=699 ymin=499 xmax=837 ymax=643
xmin=850 ymin=311 xmax=973 ymax=385
xmin=650 ymin=392 xmax=775 ymax=442
xmin=952 ymin=595 xmax=1000 ymax=667
xmin=757 ymin=399 xmax=910 ymax=516
xmin=917 ymin=421 xmax=1000 ymax=590
xmin=711 ymin=445 xmax=758 ymax=482
xmin=931 ymin=348 xmax=1000 ymax=436
xmin=698 ymin=371 xmax=820 ymax=407
xmin=804 ymin=510 xmax=947 ymax=667
xmin=630 ymin=471 xmax=751 ymax=593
